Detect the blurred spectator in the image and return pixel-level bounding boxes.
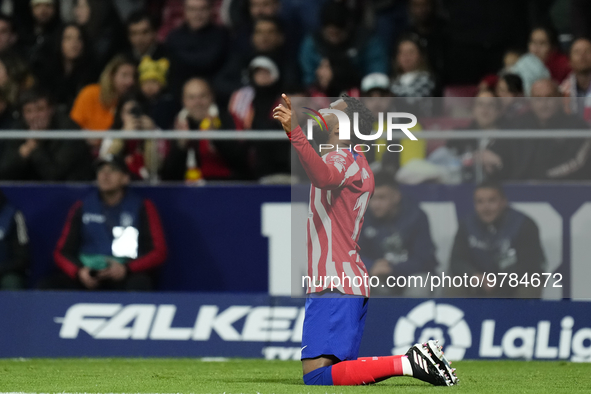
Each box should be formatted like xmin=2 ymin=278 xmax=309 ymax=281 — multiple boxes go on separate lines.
xmin=0 ymin=53 xmax=35 ymax=105
xmin=508 ymin=53 xmax=551 ymax=96
xmin=161 ymin=78 xmax=246 ymax=181
xmin=229 ymin=56 xmax=288 ymax=178
xmin=361 ymin=73 xmax=391 ymax=100
xmin=403 ymin=0 xmax=447 ymax=79
xmin=102 ymin=92 xmax=161 ymax=180
xmin=0 ymin=13 xmax=18 ymax=55
xmin=20 ymin=0 xmax=62 ymax=72
xmin=442 ymin=0 xmax=530 ymax=84
xmin=123 ymin=11 xmax=168 ymax=63
xmin=156 ymin=0 xmax=185 ymax=41
xmin=299 ymin=1 xmax=387 ymax=86
xmin=229 ymin=56 xmax=280 ymax=130
xmin=215 ymin=16 xmax=299 ymax=103
xmin=501 ymin=48 xmax=524 ymax=73
xmin=70 ymin=55 xmax=137 ymax=132
xmin=528 ymin=25 xmax=570 ymax=83
xmin=360 ymin=73 xmax=425 ymax=172
xmin=358 ymin=172 xmax=438 ymax=296
xmin=228 ymin=0 xmax=302 ymax=58
xmin=390 ymin=34 xmax=436 ymax=98
xmin=428 ymin=91 xmax=501 ymax=183
xmin=448 ymin=91 xmax=501 ymax=156
xmin=158 ymin=0 xmax=223 ymax=40
xmin=0 ymin=189 xmax=29 ymax=290
xmin=560 ymin=38 xmax=591 ymax=122
xmin=138 ymin=55 xmax=177 ymax=129
xmin=46 ymin=155 xmax=167 ymax=291
xmin=0 ymin=88 xmax=95 ymax=181
xmin=308 ymin=56 xmax=360 ymax=98
xmin=73 ymin=0 xmax=125 ymax=69
xmin=166 ymin=0 xmax=229 ymax=95
xmin=495 ymin=73 xmax=527 ymax=121
xmin=36 ymin=23 xmax=97 ymax=111
xmin=449 ymin=91 xmax=502 ymax=183
xmin=449 ymin=182 xmax=545 ymax=297
xmin=487 ymin=79 xmax=591 ymax=181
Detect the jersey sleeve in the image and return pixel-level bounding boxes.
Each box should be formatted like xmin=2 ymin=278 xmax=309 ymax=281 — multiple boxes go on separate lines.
xmin=290 ymin=126 xmax=354 ymax=190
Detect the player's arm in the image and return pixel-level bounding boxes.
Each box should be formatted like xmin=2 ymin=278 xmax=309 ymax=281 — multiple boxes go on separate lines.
xmin=273 ymin=94 xmax=345 ymax=189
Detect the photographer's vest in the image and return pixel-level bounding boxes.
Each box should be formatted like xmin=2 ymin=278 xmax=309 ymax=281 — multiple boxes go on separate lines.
xmin=464 ymin=208 xmax=525 ymax=272
xmin=0 ymin=203 xmax=16 ymax=264
xmin=80 ymin=192 xmax=142 ymax=259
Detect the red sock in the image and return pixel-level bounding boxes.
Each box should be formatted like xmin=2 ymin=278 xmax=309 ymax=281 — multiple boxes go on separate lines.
xmin=331 ymin=356 xmax=405 ymax=386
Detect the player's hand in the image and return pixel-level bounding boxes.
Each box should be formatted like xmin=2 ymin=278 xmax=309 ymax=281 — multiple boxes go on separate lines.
xmin=96 ymin=260 xmax=128 ymax=281
xmin=78 ymin=267 xmax=100 ymax=289
xmin=273 ymin=94 xmax=299 ymax=135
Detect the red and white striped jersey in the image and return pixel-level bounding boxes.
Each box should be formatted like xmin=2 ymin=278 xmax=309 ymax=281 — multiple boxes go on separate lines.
xmin=290 ymin=126 xmax=375 ymax=296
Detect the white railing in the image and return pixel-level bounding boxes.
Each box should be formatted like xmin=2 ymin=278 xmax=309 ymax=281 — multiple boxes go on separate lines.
xmin=0 ymin=129 xmax=590 ymax=140
xmin=1 ymin=129 xmax=589 ymax=184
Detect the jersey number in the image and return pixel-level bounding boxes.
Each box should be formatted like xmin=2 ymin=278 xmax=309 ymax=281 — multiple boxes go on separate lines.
xmin=352 ymin=192 xmax=370 ymax=240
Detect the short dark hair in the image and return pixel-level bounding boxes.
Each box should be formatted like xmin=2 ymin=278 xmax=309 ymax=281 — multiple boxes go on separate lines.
xmin=126 ymin=11 xmax=156 ymax=30
xmin=19 ymin=88 xmax=53 ymax=110
xmin=373 ymin=171 xmax=399 ymax=190
xmin=499 ymin=73 xmax=524 ymax=95
xmin=475 ymin=181 xmax=506 ymax=199
xmin=320 ymin=1 xmax=351 ymax=29
xmin=340 ymin=93 xmax=375 ymax=144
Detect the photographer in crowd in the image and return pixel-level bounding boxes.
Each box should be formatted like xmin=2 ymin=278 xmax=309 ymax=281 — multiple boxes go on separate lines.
xmin=42 ymin=155 xmax=167 ymax=291
xmin=101 ymin=91 xmax=162 ymax=180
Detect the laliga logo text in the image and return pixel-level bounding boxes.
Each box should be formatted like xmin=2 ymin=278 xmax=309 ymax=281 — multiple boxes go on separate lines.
xmin=393 ymin=301 xmax=591 ymax=362
xmin=303 ymin=107 xmax=418 ymax=153
xmin=393 ymin=301 xmax=472 ymax=361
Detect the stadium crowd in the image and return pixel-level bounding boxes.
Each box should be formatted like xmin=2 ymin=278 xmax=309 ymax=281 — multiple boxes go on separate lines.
xmin=0 ymin=0 xmax=588 ymax=183
xmin=0 ymin=0 xmax=589 ymax=290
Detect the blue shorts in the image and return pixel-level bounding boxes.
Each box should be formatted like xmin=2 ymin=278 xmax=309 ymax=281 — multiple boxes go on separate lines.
xmin=301 ymin=291 xmax=368 ymax=361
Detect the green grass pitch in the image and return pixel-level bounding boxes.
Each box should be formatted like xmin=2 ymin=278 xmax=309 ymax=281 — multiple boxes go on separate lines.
xmin=0 ymin=358 xmax=589 ymax=393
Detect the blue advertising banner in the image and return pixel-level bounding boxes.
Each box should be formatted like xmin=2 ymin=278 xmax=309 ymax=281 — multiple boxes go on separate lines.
xmin=0 ymin=185 xmax=290 ymax=292
xmin=0 ymin=184 xmax=590 ymax=296
xmin=1 ymin=292 xmax=590 ymax=362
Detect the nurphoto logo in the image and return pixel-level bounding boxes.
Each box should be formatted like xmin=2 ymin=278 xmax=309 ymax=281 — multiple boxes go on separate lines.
xmin=303 ymin=107 xmax=418 ymax=153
